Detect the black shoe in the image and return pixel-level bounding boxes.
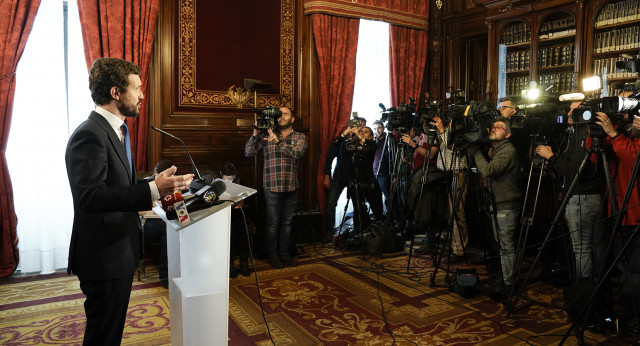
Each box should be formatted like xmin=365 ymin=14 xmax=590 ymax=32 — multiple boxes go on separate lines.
xmin=229 ymin=265 xmax=238 ymax=278
xmin=159 ymin=278 xmax=168 ymax=289
xmin=280 ymin=253 xmax=297 ymax=267
xmin=447 ymin=253 xmax=466 ymax=265
xmin=269 ymin=255 xmax=284 ymax=269
xmin=239 ymin=260 xmax=251 ymax=277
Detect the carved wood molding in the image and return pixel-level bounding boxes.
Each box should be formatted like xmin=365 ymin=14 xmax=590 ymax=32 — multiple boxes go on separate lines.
xmin=177 ymin=0 xmax=295 ymax=109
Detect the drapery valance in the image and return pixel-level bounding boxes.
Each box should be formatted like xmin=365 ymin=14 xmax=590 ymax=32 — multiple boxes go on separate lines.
xmin=303 ymin=0 xmax=428 ymax=30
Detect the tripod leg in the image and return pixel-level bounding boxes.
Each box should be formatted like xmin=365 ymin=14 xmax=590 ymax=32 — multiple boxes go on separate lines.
xmin=509 ymin=150 xmax=592 ymax=314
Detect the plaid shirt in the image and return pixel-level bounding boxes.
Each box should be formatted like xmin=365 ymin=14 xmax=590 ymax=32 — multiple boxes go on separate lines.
xmin=245 ymin=130 xmax=307 ymax=192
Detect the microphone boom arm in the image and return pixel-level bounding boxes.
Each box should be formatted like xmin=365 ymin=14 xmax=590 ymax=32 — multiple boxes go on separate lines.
xmin=151 ymin=126 xmax=202 ymax=181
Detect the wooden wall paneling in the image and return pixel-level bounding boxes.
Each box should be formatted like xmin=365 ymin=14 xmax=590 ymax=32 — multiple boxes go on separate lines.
xmin=148 ymin=0 xmax=319 ymax=210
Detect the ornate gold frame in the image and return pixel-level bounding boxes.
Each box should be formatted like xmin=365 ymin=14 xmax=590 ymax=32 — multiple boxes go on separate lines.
xmin=178 ymin=0 xmax=295 ymax=109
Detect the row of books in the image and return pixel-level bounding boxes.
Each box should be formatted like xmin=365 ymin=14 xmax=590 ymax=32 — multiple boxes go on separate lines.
xmin=594 ymin=26 xmax=640 ymax=53
xmin=501 ymin=23 xmax=530 ymax=46
xmin=538 ymin=72 xmax=576 ymax=94
xmin=506 ymin=51 xmax=530 ymax=72
xmin=539 ymin=28 xmax=576 ymax=40
xmin=539 ymin=17 xmax=576 ymax=34
xmin=595 ymin=0 xmax=640 ymax=27
xmin=505 ymin=76 xmax=530 ymax=97
xmin=538 ymin=45 xmax=575 ymax=67
xmin=593 ymin=57 xmax=640 ymax=78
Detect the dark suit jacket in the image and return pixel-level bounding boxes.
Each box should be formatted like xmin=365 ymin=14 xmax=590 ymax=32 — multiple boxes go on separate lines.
xmin=65 ymin=111 xmax=152 ymax=280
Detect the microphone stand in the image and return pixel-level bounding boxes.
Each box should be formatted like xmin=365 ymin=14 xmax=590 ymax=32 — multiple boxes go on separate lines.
xmin=151 ymin=126 xmax=210 ymax=190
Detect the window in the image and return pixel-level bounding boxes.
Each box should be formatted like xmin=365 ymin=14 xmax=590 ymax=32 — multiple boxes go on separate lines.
xmin=332 ymin=19 xmax=390 ymax=227
xmin=351 ymin=19 xmax=391 ymax=126
xmin=6 ymin=0 xmax=92 ymax=274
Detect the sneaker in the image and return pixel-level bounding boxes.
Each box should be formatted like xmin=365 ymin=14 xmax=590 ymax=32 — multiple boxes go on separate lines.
xmin=269 ymin=255 xmax=284 ymax=269
xmin=280 ymin=253 xmax=297 ymax=267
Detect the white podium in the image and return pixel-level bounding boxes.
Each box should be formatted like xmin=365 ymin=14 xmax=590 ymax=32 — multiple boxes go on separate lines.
xmin=153 ymin=179 xmax=256 ymax=346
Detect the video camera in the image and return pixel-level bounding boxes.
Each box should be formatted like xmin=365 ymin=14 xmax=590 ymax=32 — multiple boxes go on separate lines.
xmin=418 ymin=92 xmax=443 ymax=132
xmin=448 ymin=101 xmax=499 ymax=151
xmin=253 ymin=106 xmax=282 ymax=131
xmin=380 ymin=98 xmax=417 ymax=133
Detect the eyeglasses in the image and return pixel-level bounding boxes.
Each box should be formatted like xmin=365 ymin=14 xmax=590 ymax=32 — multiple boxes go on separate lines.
xmin=499 ymin=105 xmax=515 ymax=110
xmin=491 ymin=125 xmax=506 ymax=132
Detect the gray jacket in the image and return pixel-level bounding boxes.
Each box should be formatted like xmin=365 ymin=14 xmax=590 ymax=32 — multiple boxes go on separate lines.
xmin=473 ymin=140 xmax=522 ymax=210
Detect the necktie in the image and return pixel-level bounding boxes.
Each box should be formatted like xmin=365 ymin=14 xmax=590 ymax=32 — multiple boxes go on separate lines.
xmin=121 ymin=123 xmax=133 ymax=179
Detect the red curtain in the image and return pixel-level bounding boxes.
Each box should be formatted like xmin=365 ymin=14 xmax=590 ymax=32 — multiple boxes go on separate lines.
xmin=0 ymin=0 xmax=41 ymax=277
xmin=389 ymin=25 xmax=428 ymax=107
xmin=78 ymin=0 xmax=160 ymax=171
xmin=311 ymin=14 xmax=359 ymax=212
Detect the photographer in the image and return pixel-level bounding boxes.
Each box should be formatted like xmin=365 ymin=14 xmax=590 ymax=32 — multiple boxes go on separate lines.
xmin=468 ymin=117 xmax=523 ymax=293
xmin=432 ymin=114 xmax=469 ymax=264
xmin=323 ymin=118 xmax=366 ymax=236
xmin=245 ymin=107 xmax=307 ymax=269
xmin=593 ymin=109 xmax=640 ymax=333
xmin=325 ymin=124 xmax=384 ymax=234
xmin=535 ymin=101 xmax=604 ymax=279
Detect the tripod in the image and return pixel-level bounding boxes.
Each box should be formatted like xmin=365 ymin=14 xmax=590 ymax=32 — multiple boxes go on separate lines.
xmin=508 ymin=132 xmax=619 ymax=315
xmin=429 ymin=151 xmax=470 ymax=288
xmin=405 ymin=130 xmax=442 ymax=270
xmin=560 ymin=150 xmax=640 ymax=344
xmin=506 ymin=154 xmax=568 ymax=314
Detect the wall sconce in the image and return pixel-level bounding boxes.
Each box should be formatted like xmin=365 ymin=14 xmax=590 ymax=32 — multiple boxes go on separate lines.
xmin=226 ymin=85 xmax=251 ymax=108
xmin=436 ymin=0 xmax=442 ymax=9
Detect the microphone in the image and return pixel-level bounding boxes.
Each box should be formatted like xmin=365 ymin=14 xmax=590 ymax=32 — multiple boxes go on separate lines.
xmin=558 ymin=93 xmax=585 ymax=102
xmin=166 ymin=181 xmax=226 ymax=220
xmin=379 ymin=103 xmax=386 ymax=112
xmin=161 ymin=192 xmax=191 ymax=224
xmin=193 ymin=180 xmax=226 ymax=203
xmin=151 ymin=126 xmax=210 ymax=191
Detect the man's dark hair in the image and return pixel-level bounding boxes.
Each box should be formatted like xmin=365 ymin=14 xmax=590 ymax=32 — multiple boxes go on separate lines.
xmin=494 ymin=116 xmax=512 ymax=134
xmin=154 ymin=159 xmax=173 ymax=173
xmin=89 ymin=57 xmax=141 ymax=106
xmin=219 ymin=161 xmax=237 ymax=177
xmin=499 ymin=97 xmax=517 ymax=104
xmin=373 ymin=120 xmax=383 ymax=126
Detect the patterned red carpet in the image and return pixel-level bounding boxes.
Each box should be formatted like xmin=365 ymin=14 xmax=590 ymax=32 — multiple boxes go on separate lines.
xmin=0 ymin=245 xmax=638 ymax=345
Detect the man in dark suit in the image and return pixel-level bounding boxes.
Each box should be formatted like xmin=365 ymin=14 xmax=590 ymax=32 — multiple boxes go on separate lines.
xmin=65 ymin=57 xmax=193 ymax=345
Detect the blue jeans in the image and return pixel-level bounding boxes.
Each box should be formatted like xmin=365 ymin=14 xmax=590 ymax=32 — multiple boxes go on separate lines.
xmin=264 ymin=189 xmax=298 ymax=255
xmin=565 ymin=194 xmax=601 ymax=278
xmin=495 ymin=208 xmax=520 ymax=286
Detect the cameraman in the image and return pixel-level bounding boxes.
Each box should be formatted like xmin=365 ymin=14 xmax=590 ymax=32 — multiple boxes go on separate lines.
xmin=498 ymin=97 xmax=518 ymax=120
xmin=323 ymin=118 xmax=366 ymax=236
xmin=593 ymin=109 xmax=640 ymax=333
xmin=468 ymin=117 xmax=523 ymax=292
xmin=432 ymin=115 xmax=469 ymax=264
xmin=535 ymin=101 xmax=604 ymax=279
xmin=325 ymin=123 xmax=384 ymax=234
xmin=245 ymin=107 xmax=307 ymax=269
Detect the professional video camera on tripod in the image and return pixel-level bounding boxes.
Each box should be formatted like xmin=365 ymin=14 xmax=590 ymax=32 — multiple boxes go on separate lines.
xmin=425 ymin=98 xmax=500 ymax=289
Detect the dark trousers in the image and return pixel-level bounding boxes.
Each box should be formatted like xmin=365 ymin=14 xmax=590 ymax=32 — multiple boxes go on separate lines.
xmin=377 ymin=174 xmax=391 ymax=212
xmin=231 ymin=208 xmax=250 ymax=262
xmin=78 ymin=273 xmax=135 ymax=345
xmin=143 ymin=218 xmax=168 ymax=281
xmin=264 ymin=189 xmax=298 ymax=255
xmin=326 ymin=179 xmax=349 ymax=232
